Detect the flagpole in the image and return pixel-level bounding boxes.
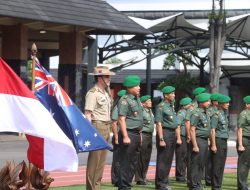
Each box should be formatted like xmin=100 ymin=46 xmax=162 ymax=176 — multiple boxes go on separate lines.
xmin=31 ymin=43 xmax=37 ymax=92
xmin=28 ymin=43 xmax=37 ymax=189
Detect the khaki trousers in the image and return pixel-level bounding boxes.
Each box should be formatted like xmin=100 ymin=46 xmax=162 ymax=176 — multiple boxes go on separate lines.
xmin=86 ymin=122 xmax=110 ymax=190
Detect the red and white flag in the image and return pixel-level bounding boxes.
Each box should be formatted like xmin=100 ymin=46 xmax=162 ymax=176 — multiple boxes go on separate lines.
xmin=0 ymin=57 xmax=78 ymax=172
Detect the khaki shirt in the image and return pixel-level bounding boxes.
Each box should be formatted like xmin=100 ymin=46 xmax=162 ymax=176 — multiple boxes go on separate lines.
xmin=85 ymin=85 xmax=112 ymax=122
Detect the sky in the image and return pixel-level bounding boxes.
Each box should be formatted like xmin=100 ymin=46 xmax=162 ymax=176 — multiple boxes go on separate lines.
xmin=106 ymin=0 xmax=250 ymax=11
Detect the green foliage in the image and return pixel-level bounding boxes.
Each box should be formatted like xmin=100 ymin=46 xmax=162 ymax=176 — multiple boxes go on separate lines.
xmin=157 ymin=73 xmax=199 ymax=95
xmin=103 ymin=57 xmax=122 ymax=64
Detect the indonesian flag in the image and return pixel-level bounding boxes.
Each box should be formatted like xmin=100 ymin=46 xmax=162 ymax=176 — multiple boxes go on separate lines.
xmin=0 ymin=57 xmax=78 ymax=172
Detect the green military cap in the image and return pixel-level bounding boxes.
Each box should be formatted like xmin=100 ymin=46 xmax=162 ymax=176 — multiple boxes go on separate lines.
xmin=210 ymin=93 xmax=221 ymax=101
xmin=162 ymin=86 xmax=175 ymax=94
xmin=196 ymin=93 xmax=211 ymax=103
xmin=192 ymin=87 xmax=206 ymax=96
xmin=123 ymin=75 xmax=141 ymax=88
xmin=217 ymin=94 xmax=231 ymax=103
xmin=179 ymin=97 xmax=192 ymax=106
xmin=140 ymin=95 xmax=151 ymax=103
xmin=243 ymin=95 xmax=250 ymax=104
xmin=117 ymin=89 xmax=126 ymax=97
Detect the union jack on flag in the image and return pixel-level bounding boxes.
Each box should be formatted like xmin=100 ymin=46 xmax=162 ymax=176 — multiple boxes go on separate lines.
xmin=35 ymin=59 xmax=72 ymax=107
xmin=34 ymin=59 xmax=112 ymax=153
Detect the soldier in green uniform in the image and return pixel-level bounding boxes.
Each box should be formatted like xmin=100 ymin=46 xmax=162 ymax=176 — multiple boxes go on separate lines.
xmin=135 ymin=95 xmax=155 ymax=185
xmin=155 ymin=86 xmax=177 ymax=190
xmin=84 ymin=65 xmax=115 ymax=190
xmin=117 ymin=75 xmax=143 ymax=190
xmin=111 ymin=89 xmax=126 ymax=187
xmin=210 ymin=94 xmax=231 ymax=190
xmin=205 ymin=92 xmax=221 ymax=186
xmin=237 ymin=95 xmax=250 ymax=190
xmin=189 ymin=93 xmax=211 ymax=190
xmin=186 ymin=87 xmax=206 ymax=186
xmin=175 ymin=97 xmax=192 ymax=182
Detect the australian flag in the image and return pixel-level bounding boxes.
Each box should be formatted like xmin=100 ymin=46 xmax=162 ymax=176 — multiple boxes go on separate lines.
xmin=34 ymin=58 xmax=112 ymax=153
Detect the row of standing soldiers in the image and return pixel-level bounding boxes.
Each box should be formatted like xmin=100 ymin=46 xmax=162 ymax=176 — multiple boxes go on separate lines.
xmin=84 ymin=66 xmax=250 ymax=190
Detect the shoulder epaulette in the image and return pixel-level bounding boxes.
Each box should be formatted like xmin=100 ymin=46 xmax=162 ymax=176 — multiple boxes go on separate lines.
xmin=89 ymin=87 xmax=97 ymax=93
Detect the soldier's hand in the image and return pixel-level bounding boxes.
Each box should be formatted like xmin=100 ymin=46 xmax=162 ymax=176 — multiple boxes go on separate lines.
xmin=211 ymin=145 xmax=217 ymax=153
xmin=114 ymin=138 xmax=119 ymax=145
xmin=238 ymin=145 xmax=245 ymax=152
xmin=186 ymin=136 xmax=191 ymax=143
xmin=176 ymin=139 xmax=182 ymax=145
xmin=192 ymin=146 xmax=199 ymax=153
xmin=159 ymin=140 xmax=166 ymax=147
xmin=123 ymin=136 xmax=131 ymax=145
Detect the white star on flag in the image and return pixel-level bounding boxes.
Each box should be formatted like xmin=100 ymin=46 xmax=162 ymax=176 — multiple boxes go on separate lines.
xmin=94 ymin=133 xmax=97 ymax=137
xmin=49 ymin=108 xmax=55 ymax=117
xmin=84 ymin=140 xmax=91 ymax=147
xmin=75 ymin=129 xmax=80 ymax=136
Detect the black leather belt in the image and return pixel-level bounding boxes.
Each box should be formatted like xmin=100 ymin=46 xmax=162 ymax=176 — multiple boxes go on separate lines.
xmin=127 ymin=128 xmax=142 ymax=134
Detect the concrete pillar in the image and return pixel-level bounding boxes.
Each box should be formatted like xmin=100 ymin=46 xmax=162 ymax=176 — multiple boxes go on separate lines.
xmin=2 ymin=24 xmax=28 ymax=76
xmin=58 ymin=31 xmax=84 ymax=107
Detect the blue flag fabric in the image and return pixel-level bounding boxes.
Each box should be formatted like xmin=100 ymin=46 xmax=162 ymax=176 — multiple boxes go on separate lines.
xmin=34 ymin=59 xmax=112 ymax=153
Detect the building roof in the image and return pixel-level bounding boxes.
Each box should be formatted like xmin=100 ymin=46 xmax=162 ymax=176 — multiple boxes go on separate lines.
xmin=0 ymin=0 xmax=149 ymax=35
xmin=111 ymin=69 xmax=203 ymax=84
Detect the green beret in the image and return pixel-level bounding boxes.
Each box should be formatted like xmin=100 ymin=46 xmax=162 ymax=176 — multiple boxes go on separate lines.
xmin=117 ymin=89 xmax=126 ymax=97
xmin=123 ymin=75 xmax=141 ymax=88
xmin=210 ymin=93 xmax=221 ymax=101
xmin=196 ymin=93 xmax=211 ymax=103
xmin=217 ymin=95 xmax=231 ymax=103
xmin=140 ymin=95 xmax=151 ymax=103
xmin=192 ymin=87 xmax=206 ymax=96
xmin=179 ymin=97 xmax=192 ymax=106
xmin=243 ymin=96 xmax=250 ymax=104
xmin=162 ymin=86 xmax=175 ymax=94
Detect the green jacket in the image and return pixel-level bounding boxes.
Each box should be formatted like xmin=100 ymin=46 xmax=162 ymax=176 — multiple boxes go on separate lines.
xmin=118 ymin=94 xmax=143 ymax=129
xmin=142 ymin=108 xmax=155 ymax=133
xmin=155 ymin=101 xmax=177 ymax=129
xmin=211 ymin=110 xmax=229 ymax=139
xmin=190 ymin=107 xmax=211 ymax=138
xmin=238 ymin=109 xmax=250 ymax=137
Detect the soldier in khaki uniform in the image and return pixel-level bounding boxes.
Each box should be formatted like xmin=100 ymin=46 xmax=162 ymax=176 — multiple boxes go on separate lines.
xmin=117 ymin=75 xmax=143 ymax=190
xmin=84 ymin=65 xmax=115 ymax=190
xmin=189 ymin=93 xmax=211 ymax=190
xmin=210 ymin=94 xmax=231 ymax=190
xmin=135 ymin=95 xmax=155 ymax=185
xmin=155 ymin=86 xmax=177 ymax=190
xmin=237 ymin=95 xmax=250 ymax=190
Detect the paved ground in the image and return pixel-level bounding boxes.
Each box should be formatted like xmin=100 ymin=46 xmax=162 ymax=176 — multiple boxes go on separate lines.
xmin=0 ymin=131 xmax=238 ymax=187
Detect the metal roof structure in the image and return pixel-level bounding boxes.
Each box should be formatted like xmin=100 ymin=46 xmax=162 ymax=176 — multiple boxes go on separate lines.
xmin=0 ymin=0 xmax=149 ymax=35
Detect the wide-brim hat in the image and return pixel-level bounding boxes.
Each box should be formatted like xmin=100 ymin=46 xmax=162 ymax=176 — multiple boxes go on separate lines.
xmin=88 ymin=65 xmax=115 ymax=76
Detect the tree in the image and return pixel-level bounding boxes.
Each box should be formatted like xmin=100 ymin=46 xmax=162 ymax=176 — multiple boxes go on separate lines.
xmin=209 ymin=0 xmax=226 ymax=92
xmin=103 ymin=57 xmax=122 ymax=65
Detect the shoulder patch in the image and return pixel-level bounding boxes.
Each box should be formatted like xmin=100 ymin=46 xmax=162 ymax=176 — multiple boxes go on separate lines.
xmin=89 ymin=87 xmax=96 ymax=93
xmin=121 ymin=99 xmax=128 ymax=105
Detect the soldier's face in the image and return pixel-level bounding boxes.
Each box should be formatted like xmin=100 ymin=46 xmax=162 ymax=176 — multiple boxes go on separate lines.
xmin=200 ymin=100 xmax=210 ymax=108
xmin=143 ymin=99 xmax=152 ymax=108
xmin=164 ymin=92 xmax=175 ymax=102
xmin=100 ymin=75 xmax=111 ymax=86
xmin=128 ymin=85 xmax=140 ymax=96
xmin=221 ymin=102 xmax=230 ymax=110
